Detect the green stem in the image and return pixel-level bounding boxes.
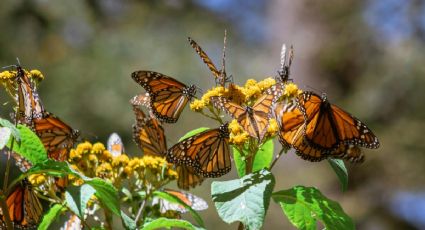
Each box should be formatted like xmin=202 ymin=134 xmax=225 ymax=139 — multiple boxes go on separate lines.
xmin=269 ymin=148 xmax=286 ymax=170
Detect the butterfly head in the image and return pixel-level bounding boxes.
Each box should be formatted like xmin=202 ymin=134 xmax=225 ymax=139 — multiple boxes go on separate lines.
xmin=72 ymin=129 xmax=81 ymax=140
xmin=184 ymin=85 xmax=197 ymax=99
xmin=219 ymin=123 xmax=230 ymax=138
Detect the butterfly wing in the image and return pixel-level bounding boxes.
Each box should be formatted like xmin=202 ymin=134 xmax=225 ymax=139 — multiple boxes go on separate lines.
xmin=131 ymin=71 xmax=196 ymax=123
xmin=107 ymin=133 xmax=125 ymax=157
xmin=176 ymin=165 xmax=204 ymax=191
xmin=132 ymin=105 xmax=167 ymax=156
xmin=164 ymin=189 xmax=208 ymax=212
xmin=250 ymin=94 xmax=276 ymax=141
xmin=0 ymin=179 xmax=43 ymax=228
xmin=188 ymin=37 xmax=221 ymax=79
xmin=166 ymin=124 xmax=231 ymax=178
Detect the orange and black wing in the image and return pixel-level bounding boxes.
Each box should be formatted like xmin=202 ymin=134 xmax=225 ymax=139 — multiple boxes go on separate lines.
xmin=166 ymin=124 xmax=231 ymax=178
xmin=131 ymin=71 xmax=197 ymax=123
xmin=188 ymin=37 xmax=221 ymax=79
xmin=275 ymin=101 xmax=328 ymax=161
xmin=176 ymin=165 xmax=204 ymax=191
xmin=33 ymin=112 xmax=79 ymax=161
xmin=298 ymin=92 xmax=379 ymax=151
xmin=0 ymin=178 xmax=43 ymax=229
xmin=132 ymin=104 xmax=167 ymax=156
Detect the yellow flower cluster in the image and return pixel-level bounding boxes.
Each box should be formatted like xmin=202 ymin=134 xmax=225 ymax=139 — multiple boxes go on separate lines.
xmin=69 ymin=142 xmax=177 ymax=189
xmin=28 ymin=174 xmax=47 ymax=187
xmin=190 ymin=78 xmax=276 ymax=111
xmin=228 ymin=119 xmax=249 ymax=145
xmin=283 ymin=82 xmax=302 ymax=97
xmin=0 ymin=70 xmax=16 ymax=80
xmin=266 ymin=119 xmax=279 ymax=136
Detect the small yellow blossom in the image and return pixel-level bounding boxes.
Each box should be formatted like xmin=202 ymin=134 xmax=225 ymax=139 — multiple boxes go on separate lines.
xmin=230 ymin=132 xmax=249 ymax=145
xmin=123 ymin=166 xmax=134 ymax=178
xmin=267 ymin=119 xmax=279 ymax=136
xmin=257 ymin=78 xmax=276 ymax=91
xmin=76 ymin=142 xmax=93 ymax=156
xmin=112 ymin=154 xmax=130 ymax=167
xmin=99 ymin=150 xmax=113 ymax=162
xmin=28 ymin=174 xmax=47 ymax=186
xmin=30 ymin=69 xmax=44 ymax=81
xmin=167 ymin=168 xmax=178 ymax=180
xmin=244 ymin=79 xmax=257 ymax=88
xmin=0 ymin=71 xmax=16 ymax=80
xmin=92 ymin=142 xmax=106 ymax=154
xmin=69 ymin=149 xmax=81 ymax=161
xmin=284 ymin=83 xmax=302 ymax=97
xmin=228 ymin=119 xmax=242 ymax=135
xmin=201 ymin=86 xmax=226 ymax=104
xmin=88 ymin=154 xmax=98 ymax=164
xmin=96 ymin=163 xmax=113 ymax=178
xmin=190 ymin=99 xmax=205 ymax=111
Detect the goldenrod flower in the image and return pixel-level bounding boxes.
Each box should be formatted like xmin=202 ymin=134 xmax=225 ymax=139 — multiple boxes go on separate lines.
xmin=69 ymin=149 xmax=81 ymax=161
xmin=201 ymin=86 xmax=226 ymax=104
xmin=99 ymin=150 xmax=113 ymax=163
xmin=123 ymin=166 xmax=134 ymax=178
xmin=88 ymin=154 xmax=98 ymax=164
xmin=112 ymin=154 xmax=130 ymax=167
xmin=257 ymin=77 xmax=276 ymax=91
xmin=76 ymin=142 xmax=93 ymax=156
xmin=228 ymin=119 xmax=242 ymax=135
xmin=267 ymin=119 xmax=279 ymax=136
xmin=244 ymin=79 xmax=257 ymax=88
xmin=30 ymin=70 xmax=44 ymax=81
xmin=190 ymin=99 xmax=205 ymax=111
xmin=0 ymin=71 xmax=16 ymax=80
xmin=167 ymin=168 xmax=178 ymax=180
xmin=96 ymin=163 xmax=113 ymax=178
xmin=242 ymin=79 xmax=262 ymax=101
xmin=28 ymin=174 xmax=47 ymax=186
xmin=284 ymin=83 xmax=302 ymax=97
xmin=230 ymin=132 xmax=249 ymax=145
xmin=92 ymin=143 xmax=106 ymax=154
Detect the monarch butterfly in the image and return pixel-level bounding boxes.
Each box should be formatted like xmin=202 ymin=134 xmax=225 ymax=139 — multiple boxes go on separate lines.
xmin=131 ymin=71 xmax=197 ymax=123
xmin=0 ymin=178 xmax=43 ymax=229
xmin=107 ymin=132 xmax=125 ymax=157
xmin=210 ymin=94 xmax=276 ymax=142
xmin=275 ymin=92 xmax=378 ymax=162
xmin=188 ymin=33 xmax=231 ymax=86
xmin=166 ymin=123 xmax=231 ymax=178
xmin=152 ymin=188 xmax=208 ymax=214
xmin=131 ymin=99 xmax=204 ymax=189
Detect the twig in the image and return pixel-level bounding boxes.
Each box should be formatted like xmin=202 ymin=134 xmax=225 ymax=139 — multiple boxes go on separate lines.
xmin=269 ymin=148 xmax=286 ymax=170
xmin=134 ymin=199 xmax=146 ymax=224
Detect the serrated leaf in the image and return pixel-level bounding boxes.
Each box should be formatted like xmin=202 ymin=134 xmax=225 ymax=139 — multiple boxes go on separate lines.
xmin=0 ymin=118 xmax=20 ymax=142
xmin=179 ymin=127 xmax=210 ymax=141
xmin=153 ymin=191 xmax=205 ymax=228
xmin=85 ymin=178 xmax=120 ymax=216
xmin=142 ymin=217 xmax=203 ymax=230
xmin=121 ymin=211 xmax=137 ymax=230
xmin=0 ymin=127 xmax=11 ymax=149
xmin=80 ymin=184 xmax=96 ymax=218
xmin=252 ymin=139 xmax=274 ymax=172
xmin=7 ymin=124 xmax=47 ymax=164
xmin=38 ymin=204 xmax=65 ymax=230
xmin=211 ymin=169 xmax=275 ymax=230
xmin=328 ymin=159 xmax=348 ymax=192
xmin=272 ymin=186 xmax=355 ymax=230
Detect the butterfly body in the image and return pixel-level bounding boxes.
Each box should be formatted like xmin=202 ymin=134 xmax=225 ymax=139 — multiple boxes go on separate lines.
xmin=131 ymin=71 xmax=197 ymax=123
xmin=211 ymin=94 xmax=275 ymax=142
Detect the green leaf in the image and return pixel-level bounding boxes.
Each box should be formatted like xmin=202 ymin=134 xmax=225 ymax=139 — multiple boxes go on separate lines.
xmin=211 ymin=169 xmax=275 ymax=230
xmin=80 ymin=184 xmax=96 ymax=218
xmin=0 ymin=118 xmax=20 ymax=142
xmin=232 ymin=146 xmax=247 ymax=177
xmin=153 ymin=191 xmax=205 ymax=228
xmin=7 ymin=124 xmax=47 ymax=165
xmin=252 ymin=139 xmax=274 ymax=172
xmin=26 ymin=160 xmax=78 ymax=178
xmin=85 ymin=178 xmax=120 ymax=216
xmin=38 ymin=204 xmax=65 ymax=230
xmin=232 ymin=139 xmax=274 ymax=178
xmin=328 ymin=159 xmax=348 ymax=192
xmin=179 ymin=127 xmax=210 ymax=141
xmin=65 ymin=189 xmax=81 ymax=217
xmin=121 ymin=211 xmax=137 ymax=230
xmin=142 ymin=218 xmax=204 ymax=230
xmin=0 ymin=127 xmax=11 ymax=149
xmin=272 ymin=186 xmax=355 ymax=230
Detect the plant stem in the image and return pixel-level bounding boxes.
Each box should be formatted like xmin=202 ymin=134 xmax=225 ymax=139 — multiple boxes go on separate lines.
xmin=0 ymin=191 xmax=13 ymax=230
xmin=269 ymin=148 xmax=286 ymax=170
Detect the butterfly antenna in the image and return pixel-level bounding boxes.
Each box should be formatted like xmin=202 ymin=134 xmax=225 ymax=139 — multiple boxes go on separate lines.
xmin=220 ymin=29 xmax=227 ymax=86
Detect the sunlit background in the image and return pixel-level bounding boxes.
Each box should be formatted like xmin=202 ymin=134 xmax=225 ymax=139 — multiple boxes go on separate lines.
xmin=1 ymin=0 xmax=425 ymax=229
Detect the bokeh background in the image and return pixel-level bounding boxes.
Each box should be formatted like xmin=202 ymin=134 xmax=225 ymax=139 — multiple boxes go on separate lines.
xmin=1 ymin=0 xmax=425 ymax=229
